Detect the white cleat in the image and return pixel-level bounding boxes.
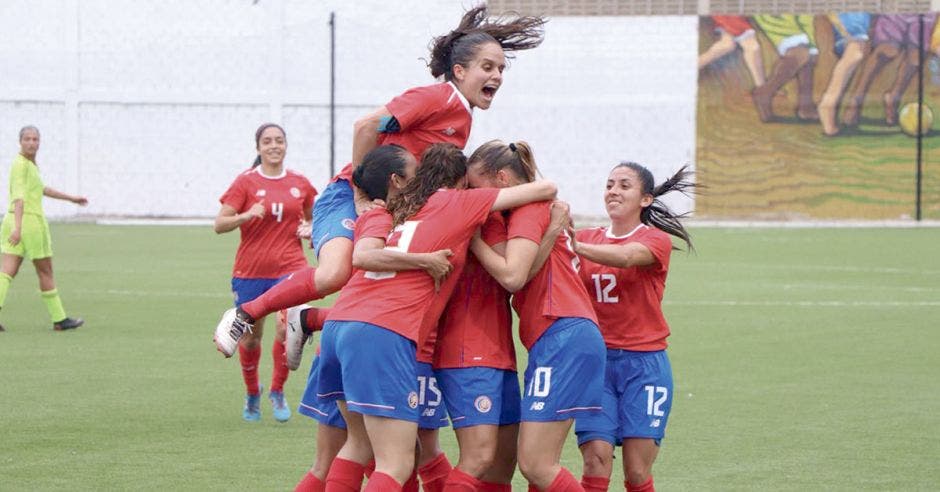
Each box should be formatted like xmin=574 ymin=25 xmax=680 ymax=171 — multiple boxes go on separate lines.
xmin=213 ymin=308 xmax=253 ymax=358
xmin=284 ymin=305 xmax=311 ymax=370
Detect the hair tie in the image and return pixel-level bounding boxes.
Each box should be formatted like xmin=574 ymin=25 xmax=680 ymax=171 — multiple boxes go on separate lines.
xmin=508 ymin=142 xmax=517 ymax=152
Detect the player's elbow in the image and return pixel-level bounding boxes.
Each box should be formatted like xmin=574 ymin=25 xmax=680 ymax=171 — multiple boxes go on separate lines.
xmin=501 ymin=272 xmax=528 ymax=293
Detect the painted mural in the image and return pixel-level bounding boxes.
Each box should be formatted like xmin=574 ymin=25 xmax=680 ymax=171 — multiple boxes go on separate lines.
xmin=697 ymin=13 xmax=940 ymax=220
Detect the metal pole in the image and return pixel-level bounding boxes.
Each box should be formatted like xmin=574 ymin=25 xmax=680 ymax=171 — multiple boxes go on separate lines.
xmin=916 ymin=14 xmax=925 ymax=221
xmin=329 ymin=12 xmax=336 ymax=177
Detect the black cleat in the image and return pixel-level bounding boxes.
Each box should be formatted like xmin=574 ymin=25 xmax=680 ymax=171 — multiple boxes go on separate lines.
xmin=53 ymin=317 xmax=84 ymax=331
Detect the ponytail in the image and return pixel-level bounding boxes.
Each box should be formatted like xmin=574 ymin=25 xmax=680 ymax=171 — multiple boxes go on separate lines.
xmin=615 ymin=162 xmax=696 ymax=251
xmin=467 ymin=139 xmax=539 ymax=183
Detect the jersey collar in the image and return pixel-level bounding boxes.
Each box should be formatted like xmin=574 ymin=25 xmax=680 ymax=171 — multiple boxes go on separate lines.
xmin=605 ymin=223 xmax=646 ymax=239
xmin=447 ymin=82 xmax=473 ymax=114
xmin=253 ymin=166 xmax=287 ymax=180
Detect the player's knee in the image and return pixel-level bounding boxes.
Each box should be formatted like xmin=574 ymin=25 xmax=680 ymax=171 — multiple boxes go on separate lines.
xmin=581 ymin=448 xmax=613 ymax=478
xmin=516 ymin=452 xmax=550 ymax=483
xmin=315 ymin=261 xmax=351 ymax=295
xmin=625 ymin=465 xmax=652 ymax=486
xmin=459 ymin=445 xmax=497 ymax=476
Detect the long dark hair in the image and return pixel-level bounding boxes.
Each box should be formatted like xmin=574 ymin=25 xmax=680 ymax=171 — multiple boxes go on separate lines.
xmin=468 ymin=139 xmax=539 ymax=183
xmin=253 ymin=123 xmax=285 ymax=168
xmin=428 ymin=5 xmax=546 ymax=81
xmin=352 ymin=144 xmax=410 ymax=201
xmin=615 ymin=162 xmax=695 ymax=251
xmin=387 ymin=143 xmax=467 ymax=226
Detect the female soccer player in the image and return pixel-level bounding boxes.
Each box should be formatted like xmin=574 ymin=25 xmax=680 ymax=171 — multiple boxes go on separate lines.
xmin=434 ymin=140 xmax=569 ymax=491
xmin=213 ymin=123 xmax=316 ymax=422
xmin=571 ymin=163 xmax=694 ymax=492
xmin=293 ymin=144 xmax=451 ymax=492
xmin=469 ymin=141 xmax=607 ymax=492
xmin=213 ymin=4 xmax=546 ymax=350
xmin=316 ymin=143 xmax=557 ymax=492
xmin=0 ymin=126 xmax=87 ymax=332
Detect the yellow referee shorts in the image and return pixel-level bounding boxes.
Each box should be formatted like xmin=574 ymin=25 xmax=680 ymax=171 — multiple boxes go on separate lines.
xmin=0 ymin=213 xmax=53 ymax=259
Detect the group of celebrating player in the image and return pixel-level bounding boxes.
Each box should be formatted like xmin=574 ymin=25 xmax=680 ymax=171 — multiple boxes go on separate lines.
xmin=211 ymin=5 xmax=694 ymax=492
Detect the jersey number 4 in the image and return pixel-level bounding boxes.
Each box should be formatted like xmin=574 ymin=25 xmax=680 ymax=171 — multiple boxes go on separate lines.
xmin=271 ymin=202 xmax=284 ymax=222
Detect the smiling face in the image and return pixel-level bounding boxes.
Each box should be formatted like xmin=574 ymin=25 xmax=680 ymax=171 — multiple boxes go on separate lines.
xmin=256 ymin=126 xmax=286 ymax=167
xmin=19 ymin=128 xmax=40 ymax=161
xmin=605 ymin=166 xmax=653 ymax=221
xmin=452 ymin=42 xmax=505 ymax=110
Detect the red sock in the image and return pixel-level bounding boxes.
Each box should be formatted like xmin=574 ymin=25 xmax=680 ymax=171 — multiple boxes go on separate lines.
xmin=303 ymin=307 xmax=331 ymax=333
xmin=271 ymin=338 xmax=289 ymax=392
xmin=581 ymin=475 xmax=609 ymax=491
xmin=418 ymin=453 xmax=452 ymax=492
xmin=325 ymin=457 xmax=365 ymax=492
xmin=443 ymin=467 xmax=483 ymax=491
xmin=626 ymin=476 xmax=654 ymax=492
xmin=364 ymin=460 xmax=376 ymax=479
xmin=546 ymin=468 xmax=583 ymax=492
xmin=479 ymin=482 xmax=512 ymax=492
xmin=528 ymin=485 xmax=540 ymax=492
xmin=238 ymin=344 xmax=261 ymax=395
xmin=242 ymin=267 xmax=319 ymax=319
xmin=364 ymin=471 xmax=402 ymax=491
xmin=295 ymin=471 xmax=326 ymax=492
xmin=402 ymin=470 xmax=419 ymax=492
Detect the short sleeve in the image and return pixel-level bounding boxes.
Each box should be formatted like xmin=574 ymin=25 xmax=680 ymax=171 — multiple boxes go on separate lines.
xmin=9 ymin=159 xmax=28 ymax=201
xmin=481 ymin=212 xmax=507 ymax=247
xmin=456 ymin=188 xmax=500 ymax=230
xmin=219 ymin=174 xmax=248 ymax=212
xmin=636 ymin=228 xmax=673 ymax=272
xmin=302 ymin=178 xmax=318 ymax=212
xmin=507 ymin=201 xmax=551 ymax=244
xmin=385 ymin=85 xmax=445 ymax=131
xmin=355 ymin=209 xmax=393 ymax=242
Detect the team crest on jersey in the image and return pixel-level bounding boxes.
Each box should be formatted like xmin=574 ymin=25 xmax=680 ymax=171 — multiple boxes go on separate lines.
xmin=408 ymin=391 xmax=419 ymax=409
xmin=290 ymin=187 xmax=301 ymax=198
xmin=474 ymin=396 xmax=492 ymax=414
xmin=255 ymin=189 xmax=266 ymax=197
xmin=441 ymin=127 xmax=456 ymax=136
xmin=341 ymin=218 xmax=356 ymax=231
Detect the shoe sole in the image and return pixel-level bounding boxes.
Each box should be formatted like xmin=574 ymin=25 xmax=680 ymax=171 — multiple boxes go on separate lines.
xmin=284 ymin=306 xmax=308 ymax=370
xmin=214 ymin=308 xmax=239 ymax=358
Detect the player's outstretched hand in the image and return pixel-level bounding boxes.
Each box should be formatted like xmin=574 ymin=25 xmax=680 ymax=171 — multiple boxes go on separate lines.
xmin=423 ymin=249 xmax=454 ymax=292
xmin=296 ymin=220 xmax=312 ymax=239
xmin=73 ymin=196 xmax=89 ymax=206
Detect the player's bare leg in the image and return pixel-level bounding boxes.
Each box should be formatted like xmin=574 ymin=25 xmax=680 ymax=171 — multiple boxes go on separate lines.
xmin=453 ymin=424 xmax=500 ymax=478
xmin=313 ymin=237 xmax=353 ymax=297
xmin=884 ymin=47 xmax=920 ymax=126
xmin=752 ymin=46 xmax=810 ymax=122
xmin=580 ymin=439 xmax=615 ymax=484
xmin=517 ymin=419 xmax=573 ymax=490
xmin=480 ymin=423 xmax=519 ymax=485
xmin=819 ymin=40 xmax=868 ymax=135
xmin=842 ymin=43 xmax=901 ymax=126
xmin=739 ymin=35 xmax=767 ymax=87
xmin=796 ymin=54 xmax=819 ymax=120
xmin=363 ymin=414 xmax=418 ymax=485
xmin=622 ymin=438 xmax=660 ymax=490
xmin=697 ymin=31 xmax=736 ymax=70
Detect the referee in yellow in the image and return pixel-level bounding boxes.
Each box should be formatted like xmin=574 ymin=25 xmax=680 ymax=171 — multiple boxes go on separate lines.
xmin=0 ymin=126 xmax=87 ymax=332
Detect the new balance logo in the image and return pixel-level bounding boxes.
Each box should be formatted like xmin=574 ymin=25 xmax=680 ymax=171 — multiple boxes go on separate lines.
xmin=529 ymin=402 xmax=545 ymax=411
xmin=422 ymin=408 xmax=437 ymax=417
xmin=650 ymin=419 xmax=661 ymax=428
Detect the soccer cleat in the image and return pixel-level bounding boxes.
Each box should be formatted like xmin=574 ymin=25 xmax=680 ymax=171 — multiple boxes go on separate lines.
xmin=53 ymin=317 xmax=83 ymax=331
xmin=243 ymin=385 xmax=263 ymax=422
xmin=213 ymin=308 xmax=253 ymax=358
xmin=0 ymin=322 xmax=5 ymax=332
xmin=284 ymin=305 xmax=311 ymax=370
xmin=269 ymin=390 xmax=291 ymax=422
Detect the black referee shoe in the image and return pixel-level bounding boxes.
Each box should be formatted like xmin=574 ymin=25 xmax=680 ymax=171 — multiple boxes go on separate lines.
xmin=53 ymin=317 xmax=84 ymax=331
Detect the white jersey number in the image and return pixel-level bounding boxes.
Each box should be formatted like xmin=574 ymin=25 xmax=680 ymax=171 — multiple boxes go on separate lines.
xmin=591 ymin=273 xmax=619 ymax=303
xmin=271 ymin=202 xmax=284 ymax=223
xmin=644 ymin=385 xmax=668 ymax=417
xmin=527 ymin=367 xmax=552 ymax=398
xmin=417 ymin=375 xmax=442 ymax=407
xmin=364 ymin=220 xmax=420 ymax=280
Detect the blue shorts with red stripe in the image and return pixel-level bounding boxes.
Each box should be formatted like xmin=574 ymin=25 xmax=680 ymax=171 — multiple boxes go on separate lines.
xmin=521 ymin=317 xmax=606 ymax=422
xmin=298 ymin=354 xmax=346 ymax=429
xmin=316 ymin=320 xmax=419 ymax=422
xmin=311 ymin=179 xmax=357 ymax=258
xmin=575 ymin=349 xmax=673 ymax=446
xmin=231 ymin=276 xmax=286 ymax=307
xmin=437 ymin=367 xmax=521 ymax=429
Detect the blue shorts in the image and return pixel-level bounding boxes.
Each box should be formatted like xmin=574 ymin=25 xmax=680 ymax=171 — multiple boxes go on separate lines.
xmin=832 ymin=13 xmax=871 ymax=56
xmin=231 ymin=276 xmax=286 ymax=306
xmin=417 ymin=362 xmax=450 ymax=429
xmin=575 ymin=349 xmax=674 ymax=447
xmin=298 ymin=354 xmax=347 ymax=429
xmin=311 ymin=179 xmax=357 ymax=258
xmin=438 ymin=367 xmax=521 ymax=429
xmin=316 ymin=320 xmax=419 ymax=422
xmin=521 ymin=318 xmax=606 ymax=422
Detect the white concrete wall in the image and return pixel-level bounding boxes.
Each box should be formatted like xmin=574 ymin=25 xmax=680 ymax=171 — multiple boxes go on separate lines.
xmin=0 ymin=0 xmax=698 ymax=220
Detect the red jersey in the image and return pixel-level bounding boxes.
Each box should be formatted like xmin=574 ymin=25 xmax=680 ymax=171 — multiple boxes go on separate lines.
xmin=509 ymin=202 xmax=598 ymax=350
xmin=575 ymin=225 xmax=673 ymax=351
xmin=433 ymin=212 xmax=515 ymax=370
xmin=219 ymin=167 xmax=317 ymax=278
xmin=335 ymin=82 xmax=473 ymax=182
xmin=327 ymin=188 xmax=499 ymax=347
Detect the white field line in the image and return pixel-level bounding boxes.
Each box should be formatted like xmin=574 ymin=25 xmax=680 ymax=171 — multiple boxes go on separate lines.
xmin=664 ymin=300 xmax=940 ymax=307
xmin=693 ymin=262 xmax=940 ymax=276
